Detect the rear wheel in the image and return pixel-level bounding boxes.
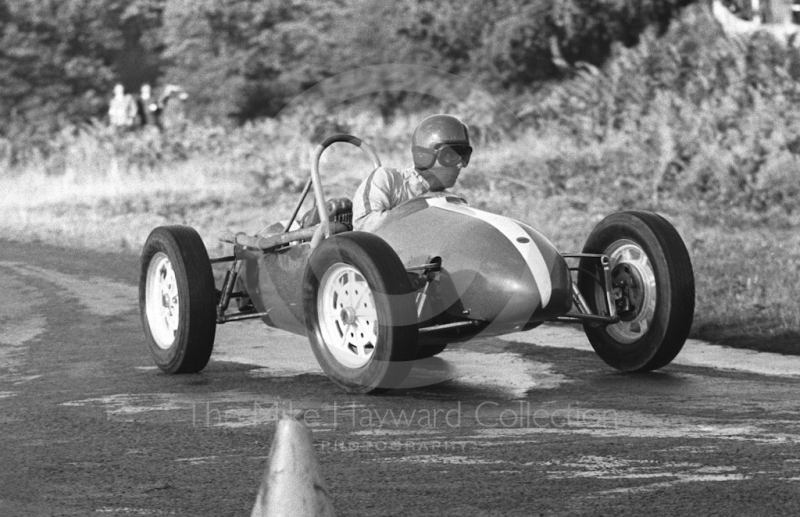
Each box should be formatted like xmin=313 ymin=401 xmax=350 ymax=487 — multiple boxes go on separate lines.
xmin=577 ymin=211 xmax=694 ymax=372
xmin=304 ymin=232 xmax=419 ymax=393
xmin=140 ymin=225 xmax=217 ymax=373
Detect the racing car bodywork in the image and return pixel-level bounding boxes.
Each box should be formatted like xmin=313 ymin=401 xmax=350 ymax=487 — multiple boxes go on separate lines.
xmin=140 ymin=135 xmax=695 ymax=393
xmin=373 ymin=194 xmax=574 ymax=339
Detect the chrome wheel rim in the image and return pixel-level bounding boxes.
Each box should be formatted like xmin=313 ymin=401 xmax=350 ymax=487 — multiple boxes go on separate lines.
xmin=605 ymin=240 xmax=657 ymax=344
xmin=317 ymin=263 xmax=378 ymax=369
xmin=145 ymin=252 xmax=180 ymax=350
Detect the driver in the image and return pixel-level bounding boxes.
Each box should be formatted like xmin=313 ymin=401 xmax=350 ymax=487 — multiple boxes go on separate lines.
xmin=352 ymin=114 xmax=472 ymax=232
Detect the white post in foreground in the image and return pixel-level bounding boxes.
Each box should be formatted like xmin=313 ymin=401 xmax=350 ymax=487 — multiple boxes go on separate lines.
xmin=250 ymin=416 xmax=335 ymax=517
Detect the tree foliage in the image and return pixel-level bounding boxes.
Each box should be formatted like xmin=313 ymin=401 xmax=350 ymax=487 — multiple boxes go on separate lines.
xmin=1 ymin=0 xmax=702 ymax=142
xmin=160 ymin=0 xmax=347 ymax=121
xmin=0 ymin=0 xmax=162 ymax=145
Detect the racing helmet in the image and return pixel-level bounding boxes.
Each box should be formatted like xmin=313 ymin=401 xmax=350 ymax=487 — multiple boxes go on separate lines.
xmin=412 ymin=114 xmax=472 ymax=170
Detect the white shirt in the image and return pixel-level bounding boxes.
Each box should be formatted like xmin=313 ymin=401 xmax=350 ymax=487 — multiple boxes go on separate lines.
xmin=352 ymin=166 xmax=433 ymax=232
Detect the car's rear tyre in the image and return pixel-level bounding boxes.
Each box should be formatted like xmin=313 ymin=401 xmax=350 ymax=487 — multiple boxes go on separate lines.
xmin=577 ymin=211 xmax=694 ymax=372
xmin=304 ymin=232 xmax=419 ymax=393
xmin=140 ymin=225 xmax=217 ymax=373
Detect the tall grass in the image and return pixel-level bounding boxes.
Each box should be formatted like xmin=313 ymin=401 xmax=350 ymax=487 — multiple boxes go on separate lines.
xmin=0 ymin=3 xmax=798 ymax=352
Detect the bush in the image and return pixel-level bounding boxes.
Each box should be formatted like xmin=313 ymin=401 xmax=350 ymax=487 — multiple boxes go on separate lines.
xmin=509 ymin=3 xmax=800 ymax=215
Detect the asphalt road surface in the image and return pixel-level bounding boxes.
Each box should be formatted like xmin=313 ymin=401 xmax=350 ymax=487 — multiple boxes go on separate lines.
xmin=1 ymin=239 xmax=799 ymax=517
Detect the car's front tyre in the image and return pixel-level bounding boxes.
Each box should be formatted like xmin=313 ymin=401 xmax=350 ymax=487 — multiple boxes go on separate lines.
xmin=578 ymin=211 xmax=695 ymax=372
xmin=303 ymin=232 xmax=419 ymax=393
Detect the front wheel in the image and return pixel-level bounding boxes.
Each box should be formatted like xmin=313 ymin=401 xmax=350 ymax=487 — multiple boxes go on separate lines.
xmin=303 ymin=232 xmax=419 ymax=393
xmin=577 ymin=211 xmax=694 ymax=372
xmin=139 ymin=225 xmax=217 ymax=373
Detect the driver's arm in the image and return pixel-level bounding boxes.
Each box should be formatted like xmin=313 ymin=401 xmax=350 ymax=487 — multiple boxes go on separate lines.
xmin=352 ymin=167 xmax=396 ymax=233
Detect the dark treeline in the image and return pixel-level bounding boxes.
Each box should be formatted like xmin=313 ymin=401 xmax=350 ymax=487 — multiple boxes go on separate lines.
xmin=0 ymin=0 xmax=696 ymax=144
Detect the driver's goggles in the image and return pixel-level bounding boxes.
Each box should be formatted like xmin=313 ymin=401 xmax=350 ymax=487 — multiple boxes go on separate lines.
xmin=413 ymin=144 xmax=472 ymax=168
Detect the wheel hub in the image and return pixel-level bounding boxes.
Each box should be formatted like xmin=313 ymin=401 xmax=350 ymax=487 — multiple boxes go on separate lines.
xmin=317 ymin=263 xmax=378 ymax=369
xmin=145 ymin=252 xmax=180 ymax=350
xmin=612 ymin=262 xmax=645 ymax=322
xmin=603 ymin=241 xmax=657 ymax=344
xmin=339 ymin=307 xmax=357 ymax=325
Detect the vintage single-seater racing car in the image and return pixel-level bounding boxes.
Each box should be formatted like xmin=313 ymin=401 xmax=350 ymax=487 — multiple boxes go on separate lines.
xmin=139 ymin=135 xmax=695 ymax=393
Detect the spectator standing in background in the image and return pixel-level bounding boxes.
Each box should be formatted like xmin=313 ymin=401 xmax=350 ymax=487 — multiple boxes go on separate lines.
xmin=157 ymin=85 xmax=189 ymax=131
xmin=108 ymin=83 xmax=138 ymax=129
xmin=137 ymin=83 xmax=162 ymax=130
xmin=136 ymin=83 xmax=188 ymax=132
